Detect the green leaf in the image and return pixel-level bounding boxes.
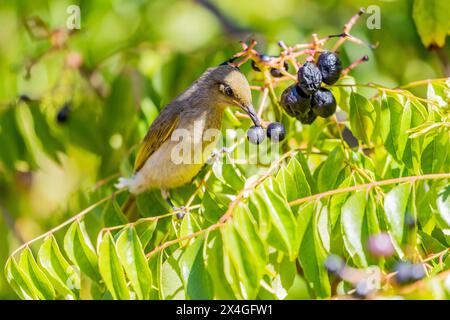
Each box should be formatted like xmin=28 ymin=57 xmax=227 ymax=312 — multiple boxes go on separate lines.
xmin=384 ymin=183 xmax=412 ymax=254
xmin=221 ymin=203 xmax=266 ymax=299
xmin=179 ymin=236 xmax=212 ymax=299
xmin=102 ymin=198 xmax=128 ymax=228
xmin=437 ymin=185 xmax=450 ymax=227
xmin=28 ymin=104 xmax=65 ymax=164
xmin=134 ymin=219 xmax=157 ymax=249
xmin=397 ymin=99 xmax=412 ymax=161
xmin=38 ymin=235 xmax=79 ymax=299
xmin=349 ymin=92 xmax=375 ymax=145
xmin=0 ymin=108 xmax=32 ymax=172
xmin=98 ymin=232 xmax=130 ymax=300
xmin=116 ymin=227 xmax=152 ymax=300
xmin=159 ymin=250 xmax=185 ymax=300
xmin=136 ymin=190 xmax=168 ymax=217
xmin=276 ymin=157 xmax=312 ymax=203
xmin=317 ymin=146 xmax=345 ymax=192
xmin=201 ymin=190 xmax=226 ymax=224
xmin=336 ymin=75 xmax=356 ymax=112
xmin=19 ymin=247 xmax=55 ymax=300
xmin=341 ymin=191 xmax=368 ymax=267
xmin=255 ymin=183 xmax=298 ymax=259
xmin=5 ymin=257 xmax=38 ymax=300
xmin=64 ymin=221 xmax=101 ymax=282
xmin=413 ymin=0 xmax=450 ymax=48
xmin=372 ymin=96 xmax=390 ymax=143
xmin=384 ymin=96 xmax=406 ymax=162
xmin=421 ymin=130 xmax=450 ymax=174
xmin=297 ymin=202 xmax=331 ymax=298
xmin=204 ymin=232 xmax=236 ymax=299
xmin=259 ymin=253 xmax=296 ymax=300
xmin=328 ymin=175 xmax=355 ymax=228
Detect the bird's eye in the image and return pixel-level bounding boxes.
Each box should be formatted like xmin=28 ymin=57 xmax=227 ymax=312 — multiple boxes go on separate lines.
xmin=221 ymin=84 xmax=234 ymax=97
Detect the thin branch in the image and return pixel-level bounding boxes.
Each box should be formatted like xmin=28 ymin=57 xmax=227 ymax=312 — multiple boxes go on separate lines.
xmin=288 ymin=173 xmax=450 ymax=207
xmin=9 ymin=190 xmax=124 ymax=258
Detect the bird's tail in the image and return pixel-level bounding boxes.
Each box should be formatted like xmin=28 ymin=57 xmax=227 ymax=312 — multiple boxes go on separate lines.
xmin=121 ymin=194 xmax=139 ymax=222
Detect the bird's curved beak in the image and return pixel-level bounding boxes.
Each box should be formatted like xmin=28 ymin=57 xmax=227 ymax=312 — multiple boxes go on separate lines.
xmin=240 ymin=103 xmax=260 ymax=127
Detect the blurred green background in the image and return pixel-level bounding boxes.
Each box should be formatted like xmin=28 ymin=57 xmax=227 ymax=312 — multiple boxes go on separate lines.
xmin=0 ymin=0 xmax=448 ymax=299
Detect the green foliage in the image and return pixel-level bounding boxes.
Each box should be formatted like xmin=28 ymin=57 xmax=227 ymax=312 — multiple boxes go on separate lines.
xmin=412 ymin=0 xmax=450 ymax=48
xmin=1 ymin=0 xmax=450 ymax=300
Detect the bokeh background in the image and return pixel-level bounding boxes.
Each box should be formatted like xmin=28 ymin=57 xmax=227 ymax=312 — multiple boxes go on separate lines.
xmin=0 ymin=0 xmax=448 ymax=298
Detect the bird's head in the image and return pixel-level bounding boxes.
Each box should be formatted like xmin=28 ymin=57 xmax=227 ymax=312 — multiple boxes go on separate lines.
xmin=202 ymin=64 xmax=260 ymax=126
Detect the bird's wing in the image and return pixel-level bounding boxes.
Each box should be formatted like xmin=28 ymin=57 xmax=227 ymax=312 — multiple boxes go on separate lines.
xmin=134 ymin=111 xmax=180 ymax=172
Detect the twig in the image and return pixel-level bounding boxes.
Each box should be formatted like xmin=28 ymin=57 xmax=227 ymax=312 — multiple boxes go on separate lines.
xmin=9 ymin=191 xmax=124 ymax=258
xmin=288 ymin=173 xmax=450 ymax=207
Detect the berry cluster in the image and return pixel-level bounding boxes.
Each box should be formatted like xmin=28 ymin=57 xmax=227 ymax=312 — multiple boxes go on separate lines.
xmin=247 ymin=122 xmax=286 ymax=145
xmin=280 ymin=51 xmax=341 ymax=124
xmin=394 ymin=261 xmax=426 ymax=285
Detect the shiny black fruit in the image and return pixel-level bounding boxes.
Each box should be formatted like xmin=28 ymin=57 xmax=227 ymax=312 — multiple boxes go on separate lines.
xmin=317 ymin=51 xmax=342 ymax=85
xmin=270 ymin=61 xmax=289 ymax=78
xmin=297 ymin=108 xmax=317 ymax=125
xmin=266 ymin=122 xmax=286 ymax=142
xmin=394 ymin=261 xmax=426 ymax=285
xmin=297 ymin=62 xmax=322 ymax=95
xmin=311 ymin=88 xmax=336 ymax=118
xmin=247 ymin=125 xmax=265 ymax=145
xmin=280 ymin=84 xmax=311 ymax=117
xmin=251 ymin=54 xmax=271 ymax=72
xmin=324 ymin=254 xmax=345 ymax=276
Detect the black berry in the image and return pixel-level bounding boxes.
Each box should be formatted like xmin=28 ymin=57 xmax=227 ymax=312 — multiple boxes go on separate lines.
xmin=297 ymin=108 xmax=317 ymax=125
xmin=354 ymin=281 xmax=372 ymax=298
xmin=311 ymin=88 xmax=337 ymax=118
xmin=394 ymin=261 xmax=413 ymax=284
xmin=266 ymin=122 xmax=286 ymax=142
xmin=297 ymin=62 xmax=322 ymax=95
xmin=410 ymin=263 xmax=426 ymax=281
xmin=394 ymin=261 xmax=426 ymax=285
xmin=251 ymin=54 xmax=271 ymax=72
xmin=247 ymin=126 xmax=265 ymax=145
xmin=280 ymin=84 xmax=311 ymax=117
xmin=56 ymin=103 xmax=71 ymax=123
xmin=270 ymin=61 xmax=289 ymax=78
xmin=317 ymin=51 xmax=342 ymax=85
xmin=324 ymin=254 xmax=345 ymax=276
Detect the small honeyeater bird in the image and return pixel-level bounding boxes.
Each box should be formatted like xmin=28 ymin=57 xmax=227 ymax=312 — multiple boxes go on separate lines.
xmin=116 ymin=64 xmax=259 ymax=220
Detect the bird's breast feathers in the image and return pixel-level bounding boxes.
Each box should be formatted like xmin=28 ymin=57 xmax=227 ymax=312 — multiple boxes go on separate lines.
xmin=118 ymin=107 xmax=223 ymax=194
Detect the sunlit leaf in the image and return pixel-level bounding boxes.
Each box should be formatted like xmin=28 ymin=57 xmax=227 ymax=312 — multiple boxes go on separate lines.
xmin=19 ymin=247 xmax=55 ymax=300
xmin=413 ymin=0 xmax=450 ymax=48
xmin=116 ymin=227 xmax=152 ymax=300
xmin=5 ymin=257 xmax=38 ymax=300
xmin=98 ymin=232 xmax=130 ymax=300
xmin=221 ymin=203 xmax=266 ymax=299
xmin=64 ymin=221 xmax=101 ymax=282
xmin=349 ymin=92 xmax=375 ymax=146
xmin=384 ymin=183 xmax=412 ymax=256
xmin=38 ymin=235 xmax=79 ymax=299
xmin=179 ymin=236 xmax=212 ymax=299
xmin=341 ymin=191 xmax=368 ymax=267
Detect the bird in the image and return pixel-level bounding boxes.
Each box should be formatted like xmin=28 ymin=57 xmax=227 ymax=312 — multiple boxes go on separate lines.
xmin=116 ymin=64 xmax=260 ymax=221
